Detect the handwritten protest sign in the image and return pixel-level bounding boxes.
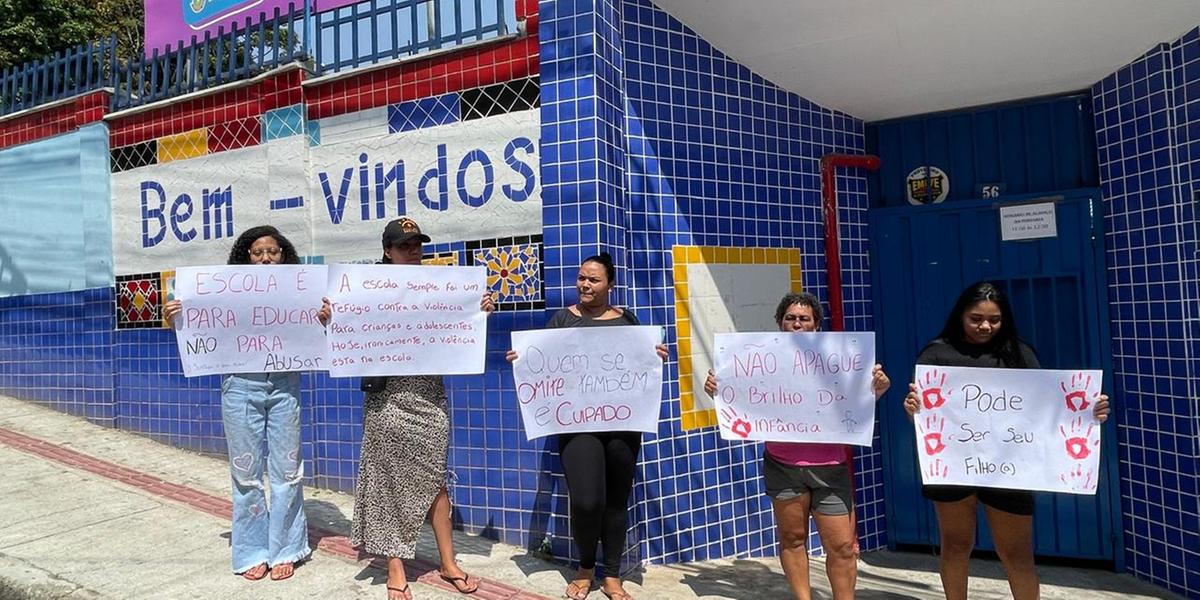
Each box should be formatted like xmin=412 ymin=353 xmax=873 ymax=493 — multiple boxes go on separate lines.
xmin=913 ymin=365 xmax=1104 ymax=494
xmin=326 ymin=264 xmax=487 ymax=377
xmin=173 ymin=265 xmax=329 ymax=376
xmin=511 ymin=326 xmax=664 ymax=440
xmin=712 ymin=332 xmax=877 ymax=445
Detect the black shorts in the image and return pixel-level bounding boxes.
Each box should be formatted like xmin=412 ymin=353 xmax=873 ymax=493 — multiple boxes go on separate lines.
xmin=922 ymin=485 xmax=1035 ymax=516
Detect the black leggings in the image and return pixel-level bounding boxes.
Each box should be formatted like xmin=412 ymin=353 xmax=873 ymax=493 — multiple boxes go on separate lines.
xmin=558 ymin=431 xmax=642 ymax=575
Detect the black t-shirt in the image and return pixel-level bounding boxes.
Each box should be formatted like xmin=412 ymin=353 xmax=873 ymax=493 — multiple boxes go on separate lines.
xmin=545 ymin=306 xmax=640 ymax=329
xmin=915 ymin=338 xmax=1040 ymax=369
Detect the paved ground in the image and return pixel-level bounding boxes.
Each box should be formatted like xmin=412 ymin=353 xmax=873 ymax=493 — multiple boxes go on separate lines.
xmin=0 ymin=394 xmax=1184 ymax=600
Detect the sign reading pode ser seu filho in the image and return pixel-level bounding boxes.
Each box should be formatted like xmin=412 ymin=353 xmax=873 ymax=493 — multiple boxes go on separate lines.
xmin=511 ymin=326 xmax=664 ymax=440
xmin=913 ymin=365 xmax=1104 ymax=494
xmin=174 ymin=265 xmax=330 ymax=376
xmin=712 ymin=331 xmax=877 ymax=446
xmin=325 ymin=264 xmax=488 ymax=377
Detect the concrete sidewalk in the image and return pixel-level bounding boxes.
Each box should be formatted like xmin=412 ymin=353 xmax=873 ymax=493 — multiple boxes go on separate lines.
xmin=0 ymin=395 xmax=1183 ymax=600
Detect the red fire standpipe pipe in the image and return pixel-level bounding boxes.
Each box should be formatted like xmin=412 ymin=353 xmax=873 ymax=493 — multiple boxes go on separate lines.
xmin=819 ymin=152 xmax=880 ymax=555
xmin=821 ymin=153 xmax=880 ymax=331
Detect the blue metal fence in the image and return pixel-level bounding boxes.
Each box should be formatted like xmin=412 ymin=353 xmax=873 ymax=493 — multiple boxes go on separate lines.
xmin=314 ymin=0 xmax=513 ymax=72
xmin=112 ymin=3 xmax=308 ymax=110
xmin=0 ymin=0 xmax=518 ymax=117
xmin=0 ymin=36 xmax=118 ymax=116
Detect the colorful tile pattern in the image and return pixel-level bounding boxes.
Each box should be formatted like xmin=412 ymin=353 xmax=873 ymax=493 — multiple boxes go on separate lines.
xmin=466 ymin=235 xmax=544 ymax=311
xmin=115 ymin=273 xmax=162 ymax=329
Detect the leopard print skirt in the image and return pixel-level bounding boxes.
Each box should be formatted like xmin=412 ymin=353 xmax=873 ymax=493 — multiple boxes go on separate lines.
xmin=351 ymin=375 xmax=448 ymax=558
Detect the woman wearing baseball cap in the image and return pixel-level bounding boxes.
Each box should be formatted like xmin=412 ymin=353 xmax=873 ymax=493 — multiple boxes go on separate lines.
xmin=350 ymin=217 xmax=496 ymax=600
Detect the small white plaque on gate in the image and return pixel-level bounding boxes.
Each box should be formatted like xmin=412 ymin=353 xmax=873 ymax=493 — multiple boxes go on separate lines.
xmin=1000 ymin=202 xmax=1057 ymax=241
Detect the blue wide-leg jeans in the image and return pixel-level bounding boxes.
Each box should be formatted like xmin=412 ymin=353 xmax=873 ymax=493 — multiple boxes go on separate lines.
xmin=221 ymin=372 xmax=311 ymax=573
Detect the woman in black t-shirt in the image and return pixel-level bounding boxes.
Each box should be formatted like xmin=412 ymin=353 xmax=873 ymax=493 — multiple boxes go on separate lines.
xmin=507 ymin=252 xmax=667 ymax=600
xmin=903 ymin=282 xmax=1110 ymax=600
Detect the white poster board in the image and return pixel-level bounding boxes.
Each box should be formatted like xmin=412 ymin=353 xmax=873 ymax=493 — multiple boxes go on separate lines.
xmin=712 ymin=331 xmax=877 ymax=445
xmin=325 ymin=264 xmax=487 ymax=376
xmin=511 ymin=326 xmax=664 ymax=440
xmin=913 ymin=365 xmax=1104 ymax=494
xmin=173 ymin=265 xmax=329 ymax=376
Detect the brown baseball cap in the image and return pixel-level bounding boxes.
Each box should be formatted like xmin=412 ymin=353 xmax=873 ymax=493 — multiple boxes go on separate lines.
xmin=381 ymin=217 xmax=431 ymax=247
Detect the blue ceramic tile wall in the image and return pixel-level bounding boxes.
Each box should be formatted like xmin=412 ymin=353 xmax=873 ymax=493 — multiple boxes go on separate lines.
xmin=539 ymin=0 xmax=878 ymax=569
xmin=2 ymin=0 xmax=883 ymax=576
xmin=0 ymin=287 xmax=115 ymax=424
xmin=1093 ymin=27 xmax=1200 ymax=597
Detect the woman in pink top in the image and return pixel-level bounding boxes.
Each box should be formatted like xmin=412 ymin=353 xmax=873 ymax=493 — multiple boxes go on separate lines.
xmin=705 ymin=292 xmax=890 ymax=600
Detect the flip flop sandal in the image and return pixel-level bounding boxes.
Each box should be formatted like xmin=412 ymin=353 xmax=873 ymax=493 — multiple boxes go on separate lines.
xmin=565 ymin=580 xmax=590 ymax=600
xmin=439 ymin=572 xmax=480 ymax=594
xmin=386 ymin=584 xmax=412 ymax=600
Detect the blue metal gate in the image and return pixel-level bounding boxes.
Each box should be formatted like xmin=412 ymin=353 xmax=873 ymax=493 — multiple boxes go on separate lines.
xmin=869 ymin=189 xmax=1123 ymax=564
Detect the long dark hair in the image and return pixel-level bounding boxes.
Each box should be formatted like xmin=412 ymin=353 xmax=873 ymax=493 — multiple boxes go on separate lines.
xmin=937 ymin=281 xmax=1027 ymax=367
xmin=774 ymin=291 xmax=823 ymax=330
xmin=582 ymin=252 xmax=616 ymax=284
xmin=227 ymin=226 xmax=300 ymax=265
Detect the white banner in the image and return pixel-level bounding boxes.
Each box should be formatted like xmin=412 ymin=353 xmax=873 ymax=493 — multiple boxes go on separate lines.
xmin=712 ymin=331 xmax=877 ymax=446
xmin=326 ymin=264 xmax=487 ymax=377
xmin=112 ymin=137 xmax=312 ymax=275
xmin=913 ymin=365 xmax=1104 ymax=494
xmin=511 ymin=326 xmax=664 ymax=440
xmin=173 ymin=265 xmax=328 ymax=376
xmin=310 ymin=110 xmax=541 ymax=263
xmin=111 ymin=111 xmax=541 ymax=275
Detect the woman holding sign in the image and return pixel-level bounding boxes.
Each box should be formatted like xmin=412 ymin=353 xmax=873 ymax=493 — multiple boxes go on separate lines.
xmin=351 ymin=217 xmax=496 ymax=600
xmin=506 ymin=252 xmax=668 ymax=600
xmin=703 ymin=292 xmax=891 ymax=600
xmin=903 ymin=282 xmax=1110 ymax=600
xmin=163 ymin=225 xmax=331 ymax=582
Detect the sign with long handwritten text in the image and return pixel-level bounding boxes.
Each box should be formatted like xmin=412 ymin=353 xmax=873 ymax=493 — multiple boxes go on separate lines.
xmin=173 ymin=265 xmax=329 ymax=376
xmin=913 ymin=365 xmax=1104 ymax=494
xmin=511 ymin=326 xmax=664 ymax=440
xmin=325 ymin=264 xmax=487 ymax=376
xmin=712 ymin=332 xmax=877 ymax=445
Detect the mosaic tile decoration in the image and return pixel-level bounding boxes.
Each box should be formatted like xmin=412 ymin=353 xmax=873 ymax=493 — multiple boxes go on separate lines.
xmin=671 ymin=245 xmax=803 ymax=430
xmin=465 ymin=235 xmax=544 ymax=311
xmin=110 ymin=139 xmax=158 ymax=173
xmin=460 ymin=77 xmax=540 ymax=121
xmin=156 ymin=128 xmax=209 ymax=163
xmin=422 ymin=252 xmax=460 ymax=266
xmin=115 ymin=273 xmax=162 ymax=329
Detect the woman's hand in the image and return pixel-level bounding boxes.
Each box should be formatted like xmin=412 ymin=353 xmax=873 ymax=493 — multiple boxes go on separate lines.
xmin=903 ymin=383 xmax=920 ymax=420
xmin=505 ymin=349 xmax=518 ymax=362
xmin=703 ymin=369 xmax=717 ymax=398
xmin=655 ymin=344 xmax=669 ymax=361
xmin=480 ymin=292 xmax=496 ymax=313
xmin=317 ymin=297 xmax=332 ymax=326
xmin=162 ymin=299 xmax=182 ymax=326
xmin=872 ymin=364 xmax=891 ymax=399
xmin=1093 ymin=393 xmax=1111 ymax=423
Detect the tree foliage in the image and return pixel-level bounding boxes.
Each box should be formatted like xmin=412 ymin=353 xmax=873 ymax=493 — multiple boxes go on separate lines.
xmin=0 ymin=0 xmax=143 ymax=70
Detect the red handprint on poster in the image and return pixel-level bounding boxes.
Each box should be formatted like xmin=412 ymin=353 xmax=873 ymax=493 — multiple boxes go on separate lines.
xmin=916 ymin=369 xmax=951 ymax=410
xmin=1059 ymin=416 xmax=1099 ymax=460
xmin=921 ymin=414 xmax=947 ymax=455
xmin=1059 ymin=464 xmax=1096 ymax=492
xmin=720 ymin=407 xmax=753 ymax=439
xmin=925 ymin=458 xmax=949 ymax=480
xmin=1060 ymin=372 xmax=1096 ymax=412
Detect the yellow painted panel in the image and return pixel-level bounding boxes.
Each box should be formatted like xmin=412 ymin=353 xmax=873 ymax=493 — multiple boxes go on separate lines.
xmin=157 ymin=128 xmax=209 ymax=163
xmin=686 ymin=246 xmax=702 ymax=263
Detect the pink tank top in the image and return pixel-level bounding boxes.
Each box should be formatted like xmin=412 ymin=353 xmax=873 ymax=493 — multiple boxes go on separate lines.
xmin=765 ymin=441 xmax=846 ymax=466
